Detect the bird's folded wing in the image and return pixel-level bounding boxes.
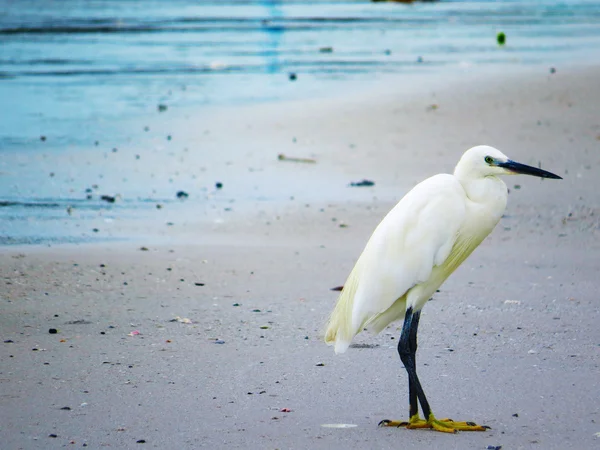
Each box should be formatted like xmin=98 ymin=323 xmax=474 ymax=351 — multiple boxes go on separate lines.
xmin=325 ymin=174 xmax=466 ymax=352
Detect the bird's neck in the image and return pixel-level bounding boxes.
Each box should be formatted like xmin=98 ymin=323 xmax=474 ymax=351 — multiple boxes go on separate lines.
xmin=458 ymin=175 xmax=508 ymax=216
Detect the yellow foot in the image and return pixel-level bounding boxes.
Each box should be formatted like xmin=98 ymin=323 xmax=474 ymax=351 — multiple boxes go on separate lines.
xmin=378 ymin=413 xmax=489 ymax=433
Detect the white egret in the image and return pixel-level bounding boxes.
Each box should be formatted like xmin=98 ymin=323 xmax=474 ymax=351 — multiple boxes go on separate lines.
xmin=324 ymin=145 xmax=561 ymax=433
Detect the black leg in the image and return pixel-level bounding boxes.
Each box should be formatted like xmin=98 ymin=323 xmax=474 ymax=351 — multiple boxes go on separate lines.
xmin=407 ymin=309 xmax=420 ymax=418
xmin=381 ymin=306 xmax=489 ymax=432
xmin=398 ymin=307 xmax=432 ymax=419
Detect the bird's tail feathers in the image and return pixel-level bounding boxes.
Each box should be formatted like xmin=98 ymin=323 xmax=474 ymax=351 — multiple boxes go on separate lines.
xmin=362 ymin=296 xmax=407 ymax=335
xmin=324 ymin=262 xmax=363 ymax=354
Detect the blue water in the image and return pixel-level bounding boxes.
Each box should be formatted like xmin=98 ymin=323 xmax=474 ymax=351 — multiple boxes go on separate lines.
xmin=1 ymin=0 xmax=599 ymax=244
xmin=2 ymin=0 xmax=600 ymax=149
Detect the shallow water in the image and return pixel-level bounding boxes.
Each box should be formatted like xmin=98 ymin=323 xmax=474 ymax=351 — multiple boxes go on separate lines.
xmin=1 ymin=0 xmax=599 ymax=244
xmin=2 ymin=0 xmax=600 ymax=148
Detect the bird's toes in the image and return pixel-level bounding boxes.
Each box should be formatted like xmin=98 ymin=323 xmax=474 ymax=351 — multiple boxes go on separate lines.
xmin=378 ymin=419 xmax=409 ymax=428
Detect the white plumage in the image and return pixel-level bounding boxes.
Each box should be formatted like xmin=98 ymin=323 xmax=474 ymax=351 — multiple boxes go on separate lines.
xmin=325 ymin=145 xmax=557 ymax=354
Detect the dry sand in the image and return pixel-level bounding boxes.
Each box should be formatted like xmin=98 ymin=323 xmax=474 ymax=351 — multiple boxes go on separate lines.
xmin=1 ymin=65 xmax=599 ymax=449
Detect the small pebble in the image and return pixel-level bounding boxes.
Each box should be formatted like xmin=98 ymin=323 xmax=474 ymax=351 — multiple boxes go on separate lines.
xmin=349 ymin=179 xmax=375 ymax=187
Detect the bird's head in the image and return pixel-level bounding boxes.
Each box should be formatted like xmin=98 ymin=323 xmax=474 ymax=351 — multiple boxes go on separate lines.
xmin=454 ymin=145 xmax=562 ymax=181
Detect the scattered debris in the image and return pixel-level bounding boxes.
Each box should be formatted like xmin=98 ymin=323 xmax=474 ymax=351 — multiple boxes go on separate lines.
xmin=497 ymin=32 xmax=506 ymax=46
xmin=140 ymin=247 xmax=149 ymax=251
xmin=504 ymin=300 xmax=521 ymax=305
xmin=60 ymin=406 xmax=71 ymax=411
xmin=512 ymin=413 xmax=519 ymax=417
xmin=214 ymin=340 xmax=225 ymax=344
xmin=170 ymin=316 xmax=193 ymax=324
xmin=316 ymin=363 xmax=325 ymax=366
xmin=426 ymin=104 xmax=439 ymax=111
xmin=40 ymin=135 xmax=47 ymax=141
xmin=49 ymin=328 xmax=58 ymax=334
xmin=288 ymin=72 xmax=297 ymax=81
xmin=330 ymin=286 xmax=344 ymax=291
xmin=349 ymin=343 xmax=380 ymax=349
xmin=278 ymin=153 xmax=316 ymax=164
xmin=194 ymin=282 xmax=205 ymax=286
xmin=319 ymin=46 xmax=333 ymax=53
xmin=176 ymin=191 xmax=189 ymax=199
xmin=100 ymin=195 xmax=116 ymax=203
xmin=349 ymin=179 xmax=375 ymax=187
xmin=65 ymin=319 xmax=92 ymax=325
xmin=487 ymin=446 xmax=502 ymax=450
xmin=550 ymin=67 xmax=556 ymax=74
xmin=158 ymin=104 xmax=168 ymax=112
xmin=280 ymin=408 xmax=292 ymax=413
xmin=321 ymin=423 xmax=357 ymax=428
xmin=128 ymin=330 xmax=141 ymax=336
xmin=215 ymin=182 xmax=223 ymax=189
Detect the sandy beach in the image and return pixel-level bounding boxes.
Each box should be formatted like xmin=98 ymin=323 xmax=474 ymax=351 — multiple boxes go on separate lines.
xmin=2 ymin=64 xmax=599 ymax=449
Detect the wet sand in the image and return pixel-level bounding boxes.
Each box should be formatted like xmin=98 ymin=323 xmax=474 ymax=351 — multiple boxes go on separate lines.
xmin=1 ymin=65 xmax=599 ymax=449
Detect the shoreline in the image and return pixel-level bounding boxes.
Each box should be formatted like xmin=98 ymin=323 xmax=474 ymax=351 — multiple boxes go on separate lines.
xmin=2 ymin=62 xmax=598 ymax=248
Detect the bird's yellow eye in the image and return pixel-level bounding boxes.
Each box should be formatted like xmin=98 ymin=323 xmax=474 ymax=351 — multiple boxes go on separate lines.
xmin=484 ymin=156 xmax=494 ymax=164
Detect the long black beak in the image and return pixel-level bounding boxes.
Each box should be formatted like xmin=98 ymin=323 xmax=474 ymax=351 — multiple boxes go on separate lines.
xmin=498 ymin=160 xmax=562 ymax=179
